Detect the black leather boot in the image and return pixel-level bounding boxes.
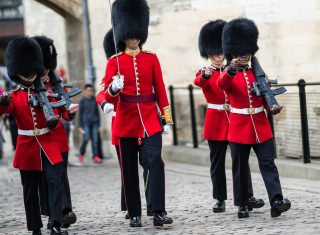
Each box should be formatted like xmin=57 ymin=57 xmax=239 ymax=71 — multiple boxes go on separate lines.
xmin=248 ymin=196 xmax=265 ymax=211
xmin=153 ymin=212 xmax=173 ymax=227
xmin=130 ymin=216 xmax=142 ymax=227
xmin=213 ymin=200 xmax=226 ymax=213
xmin=238 ymin=206 xmax=249 ymax=219
xmin=271 ymin=198 xmax=291 ymax=218
xmin=61 ymin=211 xmax=77 ymax=228
xmin=50 ymin=226 xmax=68 ymax=235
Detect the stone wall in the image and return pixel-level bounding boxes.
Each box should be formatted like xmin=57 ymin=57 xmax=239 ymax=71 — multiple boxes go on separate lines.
xmin=22 ymin=0 xmax=320 ymax=157
xmin=23 ymin=0 xmax=68 ymax=77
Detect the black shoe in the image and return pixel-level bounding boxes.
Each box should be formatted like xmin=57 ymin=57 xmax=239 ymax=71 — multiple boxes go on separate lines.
xmin=50 ymin=227 xmax=68 ymax=235
xmin=238 ymin=206 xmax=249 ymax=219
xmin=147 ymin=207 xmax=153 ymax=216
xmin=248 ymin=196 xmax=265 ymax=211
xmin=153 ymin=212 xmax=173 ymax=227
xmin=125 ymin=212 xmax=130 ymax=219
xmin=47 ymin=218 xmax=52 ymax=230
xmin=130 ymin=216 xmax=142 ymax=227
xmin=147 ymin=208 xmax=167 ymax=216
xmin=271 ymin=198 xmax=291 ymax=218
xmin=213 ymin=200 xmax=225 ymax=213
xmin=61 ymin=211 xmax=77 ymax=228
xmin=32 ymin=229 xmax=42 ymax=235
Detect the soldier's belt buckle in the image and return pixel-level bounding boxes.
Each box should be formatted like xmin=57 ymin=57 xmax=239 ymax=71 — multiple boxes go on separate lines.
xmin=34 ymin=128 xmax=40 ymax=136
xmin=223 ymin=104 xmax=230 ymax=110
xmin=248 ymin=108 xmax=255 ymax=114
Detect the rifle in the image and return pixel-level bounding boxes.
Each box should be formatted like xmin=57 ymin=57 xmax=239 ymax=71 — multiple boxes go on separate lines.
xmin=48 ymin=71 xmax=81 ymax=110
xmin=29 ymin=78 xmax=66 ymax=129
xmin=251 ymin=56 xmax=287 ymax=110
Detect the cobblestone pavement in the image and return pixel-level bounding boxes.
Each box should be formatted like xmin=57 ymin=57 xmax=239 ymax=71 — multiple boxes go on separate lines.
xmin=1 ymin=149 xmax=320 ymax=235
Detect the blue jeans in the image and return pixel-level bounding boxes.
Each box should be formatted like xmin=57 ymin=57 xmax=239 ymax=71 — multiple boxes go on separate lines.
xmin=80 ymin=121 xmax=99 ymax=157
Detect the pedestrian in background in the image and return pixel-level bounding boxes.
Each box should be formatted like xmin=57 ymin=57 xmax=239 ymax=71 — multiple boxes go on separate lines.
xmin=78 ymin=84 xmax=102 ymax=164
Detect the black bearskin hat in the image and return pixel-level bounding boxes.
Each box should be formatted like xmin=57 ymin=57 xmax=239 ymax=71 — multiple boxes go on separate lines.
xmin=222 ymin=18 xmax=259 ymax=61
xmin=5 ymin=37 xmax=45 ymax=81
xmin=198 ymin=19 xmax=227 ymax=59
xmin=103 ymin=29 xmax=117 ymax=59
xmin=111 ymin=0 xmax=149 ymax=51
xmin=33 ymin=35 xmax=57 ymax=70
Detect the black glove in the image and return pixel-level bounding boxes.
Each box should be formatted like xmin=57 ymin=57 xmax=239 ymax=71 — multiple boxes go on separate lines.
xmin=201 ymin=67 xmax=213 ymax=80
xmin=226 ymin=59 xmax=239 ymax=76
xmin=46 ymin=116 xmax=60 ymax=130
xmin=0 ymin=92 xmax=11 ymax=107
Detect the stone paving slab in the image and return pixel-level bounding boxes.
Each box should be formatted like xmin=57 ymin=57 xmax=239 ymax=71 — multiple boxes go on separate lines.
xmin=1 ymin=154 xmax=320 ymax=235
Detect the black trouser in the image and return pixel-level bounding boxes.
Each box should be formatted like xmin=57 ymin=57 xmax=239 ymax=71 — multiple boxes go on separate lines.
xmin=39 ymin=152 xmax=73 ymax=217
xmin=119 ymin=132 xmax=165 ymax=217
xmin=208 ymin=140 xmax=254 ymax=201
xmin=61 ymin=152 xmax=72 ymax=213
xmin=20 ymin=151 xmax=63 ymax=231
xmin=115 ymin=145 xmax=149 ymax=212
xmin=230 ymin=139 xmax=283 ymax=207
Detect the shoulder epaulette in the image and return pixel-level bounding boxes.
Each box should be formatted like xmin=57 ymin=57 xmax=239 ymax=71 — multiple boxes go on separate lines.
xmin=142 ymin=50 xmax=156 ymax=55
xmin=110 ymin=52 xmax=123 ymax=59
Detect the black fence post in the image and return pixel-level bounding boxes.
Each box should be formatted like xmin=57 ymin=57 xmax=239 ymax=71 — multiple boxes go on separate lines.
xmin=188 ymin=84 xmax=198 ymax=148
xmin=168 ymin=85 xmax=178 ymax=146
xmin=298 ymin=79 xmax=311 ymax=163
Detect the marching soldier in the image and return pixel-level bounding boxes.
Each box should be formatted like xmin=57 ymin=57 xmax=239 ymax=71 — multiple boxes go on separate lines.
xmin=102 ymin=0 xmax=173 ymax=227
xmin=194 ymin=20 xmax=264 ymax=214
xmin=33 ymin=36 xmax=77 ymax=229
xmin=96 ymin=27 xmax=161 ymax=222
xmin=218 ymin=18 xmax=291 ymax=218
xmin=0 ymin=37 xmax=78 ymax=234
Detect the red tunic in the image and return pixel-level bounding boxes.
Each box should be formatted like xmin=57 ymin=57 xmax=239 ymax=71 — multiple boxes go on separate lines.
xmin=46 ymin=82 xmax=69 ymax=153
xmin=52 ymin=121 xmax=69 ymax=153
xmin=194 ymin=69 xmax=229 ymax=141
xmin=103 ymin=49 xmax=172 ymax=138
xmin=0 ymin=87 xmax=71 ymax=170
xmin=218 ymin=69 xmax=273 ymax=144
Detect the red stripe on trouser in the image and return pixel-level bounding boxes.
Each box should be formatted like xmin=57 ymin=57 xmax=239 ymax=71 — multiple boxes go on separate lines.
xmin=118 ymin=141 xmax=128 ymax=212
xmin=162 ymin=159 xmax=166 ymax=209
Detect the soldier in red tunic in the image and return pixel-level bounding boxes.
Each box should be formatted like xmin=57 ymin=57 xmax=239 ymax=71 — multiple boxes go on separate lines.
xmin=194 ymin=20 xmax=264 ymax=214
xmin=101 ymin=0 xmax=173 ymax=227
xmin=33 ymin=36 xmax=77 ymax=230
xmin=218 ymin=18 xmax=291 ymax=218
xmin=0 ymin=37 xmax=78 ymax=235
xmin=97 ymin=29 xmax=164 ymax=219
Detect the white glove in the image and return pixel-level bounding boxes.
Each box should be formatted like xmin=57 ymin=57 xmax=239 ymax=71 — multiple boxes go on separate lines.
xmin=111 ymin=75 xmax=124 ymax=93
xmin=69 ymin=103 xmax=79 ymax=114
xmin=162 ymin=125 xmax=170 ymax=135
xmin=103 ymin=103 xmax=114 ymax=114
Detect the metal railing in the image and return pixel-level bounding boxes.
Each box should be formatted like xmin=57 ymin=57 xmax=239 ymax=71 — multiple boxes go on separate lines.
xmin=168 ymin=79 xmax=320 ymax=164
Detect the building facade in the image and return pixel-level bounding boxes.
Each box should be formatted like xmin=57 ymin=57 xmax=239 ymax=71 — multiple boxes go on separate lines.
xmin=20 ymin=0 xmax=320 ymax=158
